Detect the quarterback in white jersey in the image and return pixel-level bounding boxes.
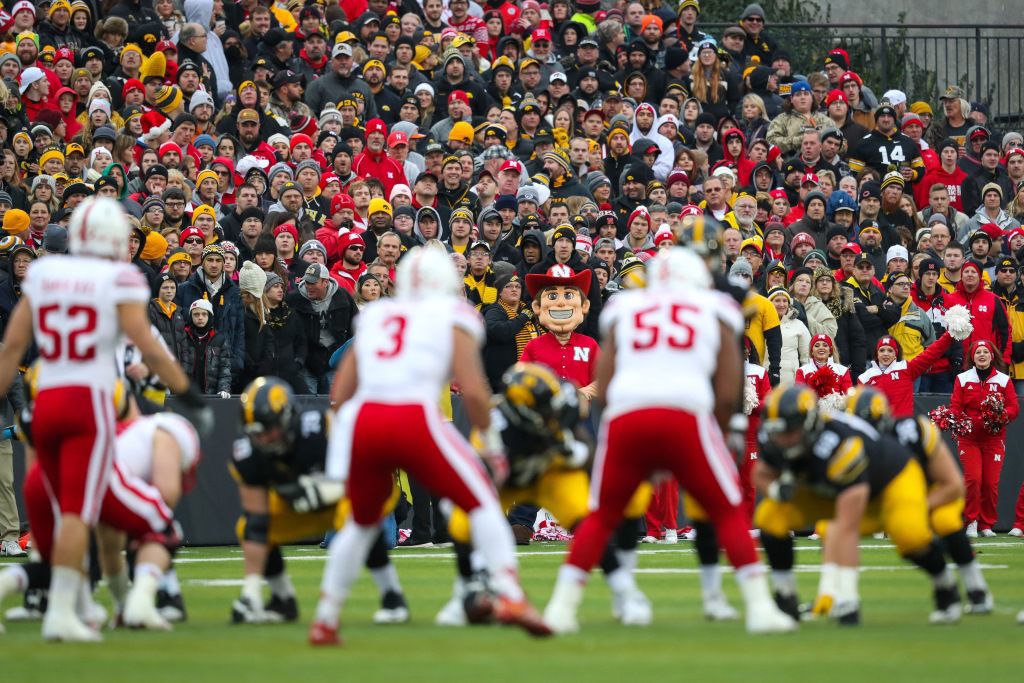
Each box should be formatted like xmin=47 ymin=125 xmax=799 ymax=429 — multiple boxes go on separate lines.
xmin=544 ymin=248 xmax=796 ymax=635
xmin=311 ymin=247 xmax=551 ymax=646
xmin=0 ymin=197 xmax=208 ymax=643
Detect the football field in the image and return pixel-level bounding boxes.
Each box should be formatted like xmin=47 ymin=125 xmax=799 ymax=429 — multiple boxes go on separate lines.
xmin=3 ymin=538 xmax=1023 ymax=683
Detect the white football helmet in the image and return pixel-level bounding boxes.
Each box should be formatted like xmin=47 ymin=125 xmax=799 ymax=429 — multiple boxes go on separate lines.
xmin=68 ymin=196 xmax=131 ymax=260
xmin=395 ymin=246 xmax=462 ymax=300
xmin=646 ymin=246 xmax=711 ymax=291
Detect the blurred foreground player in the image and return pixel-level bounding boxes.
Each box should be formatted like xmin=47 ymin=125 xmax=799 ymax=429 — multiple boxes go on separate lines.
xmin=543 ymin=247 xmax=796 ymax=634
xmin=0 ymin=197 xmax=212 ymax=642
xmin=311 ymin=247 xmax=551 ymax=646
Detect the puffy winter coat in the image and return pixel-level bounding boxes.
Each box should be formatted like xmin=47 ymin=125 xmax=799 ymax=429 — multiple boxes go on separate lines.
xmin=801 ymin=295 xmax=837 ymax=339
xmin=773 ymin=309 xmax=810 ymax=384
xmin=177 ymin=325 xmax=232 ymax=394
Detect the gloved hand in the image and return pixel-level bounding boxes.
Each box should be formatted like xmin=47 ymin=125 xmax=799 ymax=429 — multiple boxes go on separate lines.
xmin=480 ymin=415 xmax=509 ymax=487
xmin=766 ymin=470 xmax=795 ymax=502
xmin=218 ymin=391 xmax=231 ymax=399
xmin=177 ymin=383 xmax=214 ymax=440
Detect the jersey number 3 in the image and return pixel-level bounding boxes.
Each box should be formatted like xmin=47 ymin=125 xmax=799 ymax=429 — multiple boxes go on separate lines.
xmin=376 ymin=314 xmax=407 ymax=358
xmin=632 ymin=304 xmax=697 ymax=351
xmin=37 ymin=303 xmax=98 ymax=362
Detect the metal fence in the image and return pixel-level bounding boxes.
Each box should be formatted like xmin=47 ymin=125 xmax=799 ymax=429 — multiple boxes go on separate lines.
xmin=702 ymin=23 xmax=1024 ymax=129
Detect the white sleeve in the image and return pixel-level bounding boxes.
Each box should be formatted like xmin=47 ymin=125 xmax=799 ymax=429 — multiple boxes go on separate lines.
xmin=112 ymin=264 xmax=150 ymax=304
xmin=452 ymin=299 xmax=484 ymax=344
xmin=714 ymin=292 xmax=744 ymax=335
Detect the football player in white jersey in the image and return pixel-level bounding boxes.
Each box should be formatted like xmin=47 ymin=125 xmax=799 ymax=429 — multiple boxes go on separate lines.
xmin=543 ymin=247 xmax=797 ymax=635
xmin=0 ymin=197 xmax=211 ymax=642
xmin=310 ymin=246 xmax=550 ymax=645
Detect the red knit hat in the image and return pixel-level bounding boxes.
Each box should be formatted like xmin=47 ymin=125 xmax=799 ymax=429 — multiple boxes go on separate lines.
xmin=810 ymin=333 xmax=834 ymax=353
xmin=273 ymin=223 xmax=299 ymax=243
xmin=331 ymin=193 xmax=354 ymax=214
xmin=627 ymin=206 xmax=651 ymax=231
xmin=289 ymin=134 xmax=314 ymax=152
xmin=875 ymin=335 xmax=902 ymax=360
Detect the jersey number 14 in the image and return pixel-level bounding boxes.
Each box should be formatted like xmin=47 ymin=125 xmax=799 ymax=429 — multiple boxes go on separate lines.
xmin=878 ymin=145 xmax=905 ymax=165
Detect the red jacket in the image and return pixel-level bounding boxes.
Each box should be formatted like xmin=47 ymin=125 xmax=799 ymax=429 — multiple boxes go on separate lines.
xmin=745 ymin=361 xmax=771 ymax=444
xmin=915 ymin=165 xmax=968 ymax=212
xmin=951 ymin=367 xmax=1019 ymax=438
xmin=946 ymin=281 xmax=1012 ymax=365
xmin=794 ymin=360 xmax=852 ymax=396
xmin=857 ymin=333 xmax=953 ymax=416
xmin=352 ymin=149 xmax=408 ymax=198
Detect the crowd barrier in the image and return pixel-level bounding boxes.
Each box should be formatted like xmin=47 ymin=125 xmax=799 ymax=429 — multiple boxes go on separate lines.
xmin=9 ymin=394 xmax=1024 ymax=546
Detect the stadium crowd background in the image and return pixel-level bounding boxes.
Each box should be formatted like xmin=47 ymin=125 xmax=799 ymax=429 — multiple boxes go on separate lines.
xmin=0 ymin=0 xmax=1023 ymax=554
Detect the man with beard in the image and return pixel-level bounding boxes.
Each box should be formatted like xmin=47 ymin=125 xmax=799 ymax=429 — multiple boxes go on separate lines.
xmin=176 ymin=244 xmax=244 ymax=378
xmin=296 ymin=31 xmax=329 ymax=81
xmin=305 ymin=43 xmax=377 ymax=119
xmin=268 ymin=70 xmax=312 ymax=129
xmin=363 ymin=60 xmax=402 ymax=126
xmin=604 ymin=125 xmax=640 ymax=195
xmin=234 ymin=109 xmax=279 ymax=161
xmin=544 ymin=151 xmax=591 ymax=205
xmin=848 ymin=105 xmax=924 ymax=185
xmin=432 ymin=50 xmax=489 ymax=120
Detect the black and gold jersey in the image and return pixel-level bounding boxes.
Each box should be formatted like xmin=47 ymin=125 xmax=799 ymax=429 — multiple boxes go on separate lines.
xmin=891 ymin=415 xmax=942 ymax=481
xmin=231 ymin=410 xmax=330 ymax=489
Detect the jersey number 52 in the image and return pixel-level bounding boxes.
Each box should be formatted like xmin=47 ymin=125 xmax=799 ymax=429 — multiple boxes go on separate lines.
xmin=36 ymin=303 xmax=98 ymax=362
xmin=632 ymin=303 xmax=697 ymax=351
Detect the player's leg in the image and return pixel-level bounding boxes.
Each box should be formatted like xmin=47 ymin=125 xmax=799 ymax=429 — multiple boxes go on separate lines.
xmin=545 ymin=414 xmax=653 ymax=633
xmin=686 ymin=495 xmax=739 ymax=621
xmin=367 ymin=531 xmax=409 ymax=624
xmin=436 ymin=506 xmax=474 ymax=626
xmin=932 ymin=498 xmax=992 ymax=614
xmin=38 ymin=388 xmax=115 ymax=642
xmin=957 ymin=439 xmax=982 ymax=536
xmin=880 ymin=462 xmax=961 ymax=624
xmin=978 ymin=436 xmax=1004 ymax=536
xmin=671 ymin=412 xmax=795 ymax=633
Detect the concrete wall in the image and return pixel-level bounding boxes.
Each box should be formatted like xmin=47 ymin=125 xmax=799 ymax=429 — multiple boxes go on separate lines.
xmin=824 ymin=1 xmax=1014 ymax=24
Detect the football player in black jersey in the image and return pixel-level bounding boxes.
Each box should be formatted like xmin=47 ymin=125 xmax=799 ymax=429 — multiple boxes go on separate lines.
xmin=755 ymin=385 xmax=962 ymax=625
xmin=231 ymin=377 xmax=409 ymax=625
xmin=844 ymin=387 xmax=993 ymax=616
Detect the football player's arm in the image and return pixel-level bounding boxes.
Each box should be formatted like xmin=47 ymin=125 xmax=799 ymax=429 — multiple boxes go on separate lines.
xmin=825 ymin=482 xmax=869 ymax=567
xmin=451 ymin=327 xmax=492 ymax=432
xmin=764 ymin=323 xmax=782 ymax=386
xmin=0 ymin=299 xmax=33 ymax=397
xmin=119 ymin=301 xmax=190 ymax=394
xmin=925 ymin=438 xmax=965 ymax=510
xmin=712 ymin=319 xmax=743 ymax=431
xmin=329 ymin=348 xmax=357 ymax=410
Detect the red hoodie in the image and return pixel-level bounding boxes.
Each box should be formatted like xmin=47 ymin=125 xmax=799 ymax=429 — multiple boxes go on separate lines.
xmin=54 ymin=86 xmax=83 ymax=140
xmin=946 ymin=278 xmax=1012 ymax=365
xmin=721 ymin=128 xmax=755 ymax=186
xmin=915 ymin=164 xmax=968 ymax=212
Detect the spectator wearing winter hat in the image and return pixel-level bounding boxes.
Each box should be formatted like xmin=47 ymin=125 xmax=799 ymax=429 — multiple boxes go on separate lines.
xmin=236 ymin=260 xmax=274 ymax=391
xmin=961 ymin=140 xmax=1015 ymax=217
xmin=482 ymin=271 xmax=542 ymax=392
xmin=787 ymin=189 xmax=837 ymax=250
xmin=947 ymin=258 xmax=1013 ymax=366
xmin=176 ymin=242 xmax=245 ymax=381
xmin=178 ymin=298 xmax=233 ymax=397
xmin=879 ymin=270 xmax=936 ymax=363
xmin=766 ymin=80 xmax=830 ymax=156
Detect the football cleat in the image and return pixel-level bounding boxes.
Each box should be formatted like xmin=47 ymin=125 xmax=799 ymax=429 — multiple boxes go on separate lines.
xmin=123 ymin=597 xmax=172 ymax=631
xmin=929 ymin=586 xmax=962 ymax=625
xmin=231 ymin=596 xmax=267 ymax=624
xmin=615 ymin=588 xmax=653 ymax=626
xmin=493 ymin=596 xmax=552 ymax=637
xmin=773 ymin=591 xmax=801 ymax=622
xmin=308 ymin=620 xmax=342 ymax=647
xmin=0 ymin=540 xmax=26 ymax=557
xmin=703 ymin=591 xmax=740 ymax=621
xmin=265 ymin=594 xmax=299 ymax=623
xmin=435 ymin=580 xmax=468 ymax=627
xmin=373 ymin=591 xmax=410 ymax=625
xmin=965 ymin=589 xmax=993 ymax=615
xmin=156 ymin=590 xmax=187 ymax=623
xmin=745 ymin=600 xmax=798 ymax=634
xmin=463 ymin=586 xmax=496 ymax=625
xmin=42 ymin=613 xmax=102 ymax=643
xmin=7 ymin=588 xmax=47 ymax=622
xmin=834 ymin=600 xmax=861 ymax=626
xmin=543 ymin=581 xmax=583 ymax=635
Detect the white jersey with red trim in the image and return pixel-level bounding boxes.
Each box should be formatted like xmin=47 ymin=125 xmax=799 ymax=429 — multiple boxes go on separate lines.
xmin=600 ymin=288 xmax=743 ymax=417
xmin=115 ymin=413 xmax=201 ymax=482
xmin=22 ymin=256 xmax=149 ymax=391
xmin=353 ymin=297 xmax=483 ymax=404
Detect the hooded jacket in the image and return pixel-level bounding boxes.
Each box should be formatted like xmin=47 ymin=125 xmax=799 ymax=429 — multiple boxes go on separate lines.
xmin=628 ymin=106 xmax=673 ymax=181
xmin=720 ymin=128 xmax=756 ymax=186
xmin=413 ymin=206 xmax=448 ymax=244
xmin=285 ymin=278 xmax=356 ymax=376
xmin=183 ymin=0 xmax=231 ymax=98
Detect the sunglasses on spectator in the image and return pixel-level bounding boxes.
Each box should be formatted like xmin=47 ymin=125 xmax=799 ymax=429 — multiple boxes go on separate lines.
xmin=745 ymin=16 xmax=764 ymax=23
xmin=184 ymin=237 xmax=204 ymax=244
xmin=999 ymin=267 xmax=1017 ymax=273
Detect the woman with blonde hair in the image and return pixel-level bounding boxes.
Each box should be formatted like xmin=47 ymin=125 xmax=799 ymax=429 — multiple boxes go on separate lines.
xmin=740 ymin=93 xmax=770 ymax=143
xmin=237 ymin=261 xmax=274 ymax=391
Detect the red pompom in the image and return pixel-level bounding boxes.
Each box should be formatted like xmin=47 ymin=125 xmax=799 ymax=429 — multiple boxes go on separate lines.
xmin=806 ymin=364 xmax=840 ymax=398
xmin=980 ymin=392 xmax=1009 ymax=435
xmin=928 ymin=405 xmax=972 ymax=438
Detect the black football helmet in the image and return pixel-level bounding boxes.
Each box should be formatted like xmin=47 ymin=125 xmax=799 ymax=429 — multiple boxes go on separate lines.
xmin=240 ymin=377 xmax=296 ymax=444
xmin=761 ymin=385 xmax=820 ymax=459
xmin=499 ymin=363 xmax=580 ymax=438
xmin=845 ymin=386 xmax=893 ymax=432
xmin=677 ymin=214 xmax=724 ymax=270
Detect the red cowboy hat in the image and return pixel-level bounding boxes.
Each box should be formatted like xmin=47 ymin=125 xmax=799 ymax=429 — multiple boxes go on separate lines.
xmin=525 ymin=264 xmax=592 ymax=299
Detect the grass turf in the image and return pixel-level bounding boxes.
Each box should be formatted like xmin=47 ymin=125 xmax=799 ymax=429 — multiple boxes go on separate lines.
xmin=2 ymin=538 xmax=1023 ymax=683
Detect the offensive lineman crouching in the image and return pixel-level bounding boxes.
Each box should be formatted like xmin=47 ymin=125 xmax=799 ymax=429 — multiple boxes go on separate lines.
xmin=231 ymin=377 xmax=408 ymax=625
xmin=755 ymin=385 xmax=965 ymax=625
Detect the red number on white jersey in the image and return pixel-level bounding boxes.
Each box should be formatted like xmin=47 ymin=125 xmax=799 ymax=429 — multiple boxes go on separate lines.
xmin=36 ymin=303 xmax=99 ymax=362
xmin=376 ymin=314 xmax=408 ymax=358
xmin=632 ymin=303 xmax=697 ymax=351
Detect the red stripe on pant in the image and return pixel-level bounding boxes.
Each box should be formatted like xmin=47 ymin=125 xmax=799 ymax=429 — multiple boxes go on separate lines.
xmin=958 ymin=433 xmax=1005 ymax=530
xmin=739 ymin=438 xmax=759 ymax=527
xmin=568 ymin=408 xmax=758 ymax=573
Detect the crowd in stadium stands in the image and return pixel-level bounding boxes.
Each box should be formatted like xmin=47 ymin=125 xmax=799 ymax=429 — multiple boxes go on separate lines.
xmin=1 ymin=0 xmax=1024 ymax=558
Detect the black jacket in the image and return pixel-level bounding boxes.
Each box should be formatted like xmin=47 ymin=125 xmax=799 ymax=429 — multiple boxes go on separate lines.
xmin=148 ymin=300 xmax=187 ymax=357
xmin=482 ymin=303 xmax=537 ymax=392
xmin=265 ymin=302 xmax=308 ymax=393
xmin=286 ymin=280 xmax=356 ymax=378
xmin=239 ymin=309 xmax=275 ymax=391
xmin=177 ymin=325 xmax=232 ymax=394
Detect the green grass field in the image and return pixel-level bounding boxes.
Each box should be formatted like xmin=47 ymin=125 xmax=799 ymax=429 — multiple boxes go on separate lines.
xmin=2 ymin=538 xmax=1023 ymax=683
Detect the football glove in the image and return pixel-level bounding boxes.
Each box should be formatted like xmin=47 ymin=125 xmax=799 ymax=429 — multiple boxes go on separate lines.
xmin=276 ymin=475 xmax=345 ymax=514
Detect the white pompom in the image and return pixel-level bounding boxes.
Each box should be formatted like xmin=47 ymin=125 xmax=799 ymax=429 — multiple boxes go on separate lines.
xmin=944 ymin=305 xmax=974 ymax=341
xmin=818 ymin=391 xmax=848 ymax=413
xmin=742 ymin=379 xmax=759 ymax=416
